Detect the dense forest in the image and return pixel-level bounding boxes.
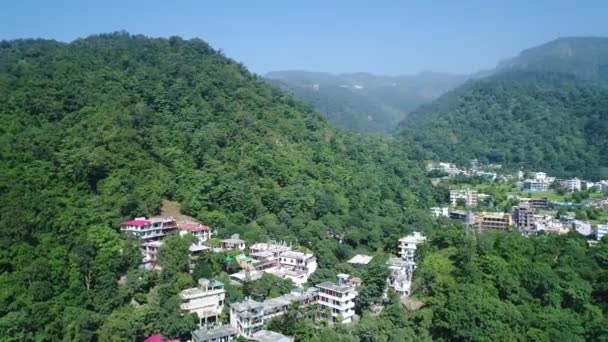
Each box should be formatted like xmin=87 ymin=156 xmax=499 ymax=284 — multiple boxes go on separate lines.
xmin=399 ymin=71 xmax=608 ymax=180
xmin=0 ymin=33 xmax=434 ymax=340
xmin=1 ymin=33 xmax=608 ymax=341
xmin=266 ymin=71 xmax=465 ymax=133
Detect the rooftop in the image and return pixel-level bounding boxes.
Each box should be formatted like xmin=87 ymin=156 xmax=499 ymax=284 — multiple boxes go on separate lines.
xmin=250 ymin=330 xmax=294 ymax=342
xmin=230 ymin=299 xmax=263 ymax=312
xmin=347 ymin=254 xmax=374 ymax=265
xmin=222 ymin=238 xmax=245 ymax=244
xmin=399 ymin=232 xmax=427 ymax=244
xmin=179 ymin=222 xmax=212 ymax=231
xmin=122 ymin=219 xmax=150 ymax=226
xmin=279 ymin=251 xmax=312 ymax=260
xmin=191 ymin=325 xmax=238 ymax=341
xmin=316 ymin=281 xmax=353 ymax=293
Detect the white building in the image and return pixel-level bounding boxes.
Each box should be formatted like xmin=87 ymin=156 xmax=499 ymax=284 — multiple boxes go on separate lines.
xmin=192 ymin=325 xmax=239 ymax=342
xmin=449 ymin=189 xmax=478 ymax=207
xmin=278 ymin=251 xmax=317 ymax=276
xmin=120 ymin=217 xmax=178 ymax=266
xmin=597 ymin=224 xmax=608 ymax=241
xmin=250 ymin=330 xmax=294 ymax=342
xmin=572 ymin=220 xmax=593 ymax=236
xmin=249 ymin=241 xmax=291 ymax=258
xmin=398 ymin=232 xmax=427 ymax=261
xmin=179 ymin=222 xmax=213 ymax=242
xmin=430 ymin=207 xmax=449 ymax=218
xmin=316 ymin=274 xmax=358 ymax=324
xmin=562 ymin=178 xmax=582 ymax=192
xmin=347 ymin=254 xmax=374 ymax=265
xmin=221 ymin=234 xmax=246 ymax=251
xmin=386 ymin=258 xmax=413 ymax=296
xmin=181 ymin=279 xmax=226 ymax=328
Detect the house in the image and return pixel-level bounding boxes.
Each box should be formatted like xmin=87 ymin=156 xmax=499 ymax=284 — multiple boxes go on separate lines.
xmin=572 ymin=220 xmax=593 ymax=236
xmin=519 ymin=197 xmax=549 ymax=209
xmin=449 ymin=189 xmax=478 ymax=207
xmin=278 ymin=251 xmax=317 ymax=276
xmin=121 ymin=217 xmax=178 ymax=266
xmin=475 ymin=212 xmax=512 ymax=231
xmin=561 ymin=178 xmax=582 ymax=192
xmin=249 ymin=330 xmax=294 ymax=342
xmin=181 ymin=279 xmax=226 ymax=328
xmin=316 ymin=274 xmax=358 ymax=324
xmin=221 ymin=234 xmax=246 ymax=251
xmin=597 ymin=223 xmax=608 ymax=241
xmin=430 ymin=207 xmax=449 ymax=218
xmin=192 ymin=325 xmax=239 ymax=342
xmin=249 ymin=241 xmax=291 ymax=258
xmin=347 ymin=254 xmax=374 ymax=265
xmin=386 ymin=257 xmax=413 ymax=296
xmin=522 ymin=180 xmax=549 ymax=192
xmin=512 ymin=206 xmax=535 ymax=230
xmin=179 ymin=222 xmax=213 ymax=242
xmin=398 ymin=232 xmax=427 ymax=261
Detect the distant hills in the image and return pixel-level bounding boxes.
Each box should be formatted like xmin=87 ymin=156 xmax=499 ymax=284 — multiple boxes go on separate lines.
xmin=265 ymin=70 xmax=467 ymax=133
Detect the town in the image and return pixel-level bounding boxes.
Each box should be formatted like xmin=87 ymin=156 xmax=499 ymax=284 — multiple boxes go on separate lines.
xmin=427 ymin=161 xmax=608 ymax=242
xmin=121 ymin=216 xmax=428 ymax=342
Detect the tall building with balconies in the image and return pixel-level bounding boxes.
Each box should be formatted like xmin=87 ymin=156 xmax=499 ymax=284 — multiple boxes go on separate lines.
xmin=316 ymin=274 xmax=357 ymax=324
xmin=398 ymin=232 xmax=427 ymax=261
xmin=120 ymin=217 xmax=178 ymax=266
xmin=449 ymin=189 xmax=478 ymax=207
xmin=181 ymin=279 xmax=226 ymax=328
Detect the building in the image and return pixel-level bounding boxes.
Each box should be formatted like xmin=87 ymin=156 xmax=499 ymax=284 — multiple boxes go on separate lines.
xmin=475 ymin=212 xmax=512 ymax=231
xmin=181 ymin=279 xmax=226 ymax=328
xmin=522 ymin=180 xmax=549 ymax=192
xmin=448 ymin=210 xmax=475 ymax=224
xmin=512 ymin=206 xmax=535 ymax=230
xmin=386 ymin=258 xmax=414 ymax=296
xmin=249 ymin=241 xmax=291 ymax=258
xmin=347 ymin=254 xmax=374 ymax=265
xmin=449 ymin=189 xmax=478 ymax=207
xmin=430 ymin=207 xmax=449 ymax=218
xmin=316 ymin=274 xmax=358 ymax=324
xmin=572 ymin=220 xmax=593 ymax=236
xmin=398 ymin=232 xmax=427 ymax=261
xmin=597 ymin=223 xmax=608 ymax=241
xmin=249 ymin=330 xmax=294 ymax=342
xmin=221 ymin=234 xmax=246 ymax=251
xmin=278 ymin=251 xmax=317 ymax=276
xmin=230 ymin=288 xmax=319 ymax=336
xmin=562 ymin=178 xmax=582 ymax=192
xmin=519 ymin=197 xmax=549 ymax=209
xmin=179 ymin=222 xmax=213 ymax=242
xmin=192 ymin=325 xmax=239 ymax=342
xmin=143 ymin=334 xmax=179 ymax=342
xmin=121 ymin=217 xmax=178 ymax=266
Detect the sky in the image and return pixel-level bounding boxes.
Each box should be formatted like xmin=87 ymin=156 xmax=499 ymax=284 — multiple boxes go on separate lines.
xmin=1 ymin=0 xmax=608 ymax=75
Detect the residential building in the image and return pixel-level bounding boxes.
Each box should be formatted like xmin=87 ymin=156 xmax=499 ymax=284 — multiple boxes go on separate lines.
xmin=522 ymin=180 xmax=549 ymax=192
xmin=398 ymin=232 xmax=427 ymax=261
xmin=278 ymin=251 xmax=317 ymax=276
xmin=562 ymin=178 xmax=582 ymax=192
xmin=143 ymin=334 xmax=179 ymax=342
xmin=475 ymin=212 xmax=512 ymax=231
xmin=533 ymin=216 xmax=569 ymax=235
xmin=448 ymin=210 xmax=475 ymax=224
xmin=192 ymin=325 xmax=239 ymax=342
xmin=512 ymin=206 xmax=535 ymax=230
xmin=179 ymin=222 xmax=213 ymax=242
xmin=597 ymin=223 xmax=608 ymax=241
xmin=316 ymin=274 xmax=358 ymax=324
xmin=347 ymin=254 xmax=373 ymax=265
xmin=181 ymin=279 xmax=226 ymax=328
xmin=519 ymin=197 xmax=549 ymax=209
xmin=121 ymin=217 xmax=178 ymax=266
xmin=221 ymin=234 xmax=246 ymax=251
xmin=449 ymin=189 xmax=478 ymax=207
xmin=249 ymin=330 xmax=294 ymax=342
xmin=572 ymin=220 xmax=593 ymax=236
xmin=386 ymin=258 xmax=414 ymax=296
xmin=430 ymin=207 xmax=449 ymax=218
xmin=249 ymin=241 xmax=291 ymax=258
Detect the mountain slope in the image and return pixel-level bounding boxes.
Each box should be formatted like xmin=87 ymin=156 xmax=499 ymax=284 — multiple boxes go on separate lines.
xmin=399 ymin=71 xmax=608 ymax=179
xmin=497 ymin=37 xmax=608 ymax=82
xmin=266 ymin=70 xmax=466 ymax=133
xmin=0 ymin=33 xmax=434 ymax=339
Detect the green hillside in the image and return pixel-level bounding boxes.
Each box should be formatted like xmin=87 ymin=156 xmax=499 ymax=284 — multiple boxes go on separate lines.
xmin=0 ymin=33 xmax=434 ymax=339
xmin=399 ymin=71 xmax=608 ymax=179
xmin=266 ymin=70 xmax=466 ymax=133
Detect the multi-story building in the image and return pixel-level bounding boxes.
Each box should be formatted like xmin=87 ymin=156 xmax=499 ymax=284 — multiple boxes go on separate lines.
xmin=386 ymin=258 xmax=413 ymax=296
xmin=522 ymin=180 xmax=549 ymax=192
xmin=192 ymin=325 xmax=239 ymax=342
xmin=249 ymin=330 xmax=294 ymax=342
xmin=230 ymin=288 xmax=319 ymax=336
xmin=179 ymin=222 xmax=213 ymax=242
xmin=449 ymin=189 xmax=478 ymax=207
xmin=475 ymin=212 xmax=512 ymax=231
xmin=221 ymin=234 xmax=246 ymax=251
xmin=430 ymin=207 xmax=449 ymax=218
xmin=597 ymin=223 xmax=608 ymax=241
xmin=562 ymin=178 xmax=582 ymax=192
xmin=278 ymin=251 xmax=317 ymax=276
xmin=398 ymin=232 xmax=427 ymax=261
xmin=121 ymin=217 xmax=178 ymax=266
xmin=181 ymin=279 xmax=226 ymax=328
xmin=519 ymin=197 xmax=549 ymax=209
xmin=249 ymin=241 xmax=291 ymax=258
xmin=572 ymin=220 xmax=593 ymax=236
xmin=511 ymin=206 xmax=535 ymax=230
xmin=316 ymin=274 xmax=357 ymax=324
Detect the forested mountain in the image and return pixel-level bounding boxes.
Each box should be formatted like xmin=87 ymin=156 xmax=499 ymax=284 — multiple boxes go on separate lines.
xmin=0 ymin=33 xmax=434 ymax=339
xmin=266 ymin=70 xmax=466 ymax=133
xmin=497 ymin=37 xmax=608 ymax=82
xmin=398 ymin=71 xmax=608 ymax=179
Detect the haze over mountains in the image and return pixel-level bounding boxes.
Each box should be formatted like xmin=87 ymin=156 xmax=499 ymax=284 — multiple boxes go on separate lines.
xmin=267 ymin=36 xmax=608 ymax=134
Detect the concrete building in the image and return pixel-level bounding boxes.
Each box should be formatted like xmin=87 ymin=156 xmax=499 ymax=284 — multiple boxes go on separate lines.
xmin=597 ymin=223 xmax=608 ymax=241
xmin=192 ymin=325 xmax=239 ymax=342
xmin=512 ymin=206 xmax=535 ymax=230
xmin=519 ymin=197 xmax=549 ymax=209
xmin=430 ymin=207 xmax=449 ymax=218
xmin=221 ymin=234 xmax=246 ymax=251
xmin=249 ymin=330 xmax=293 ymax=342
xmin=475 ymin=212 xmax=512 ymax=231
xmin=386 ymin=258 xmax=413 ymax=296
xmin=347 ymin=254 xmax=374 ymax=265
xmin=181 ymin=279 xmax=226 ymax=328
xmin=249 ymin=241 xmax=291 ymax=258
xmin=572 ymin=220 xmax=593 ymax=236
xmin=316 ymin=274 xmax=358 ymax=324
xmin=278 ymin=251 xmax=317 ymax=276
xmin=179 ymin=222 xmax=213 ymax=242
xmin=449 ymin=189 xmax=478 ymax=207
xmin=522 ymin=180 xmax=549 ymax=192
xmin=121 ymin=217 xmax=178 ymax=266
xmin=398 ymin=232 xmax=427 ymax=261
xmin=561 ymin=178 xmax=582 ymax=192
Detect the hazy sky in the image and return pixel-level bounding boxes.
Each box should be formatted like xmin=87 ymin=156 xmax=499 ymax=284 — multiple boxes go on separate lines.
xmin=2 ymin=0 xmax=607 ymax=75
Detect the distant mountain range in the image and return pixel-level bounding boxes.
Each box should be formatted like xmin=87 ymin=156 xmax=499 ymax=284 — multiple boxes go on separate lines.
xmin=265 ymin=70 xmax=467 ymax=133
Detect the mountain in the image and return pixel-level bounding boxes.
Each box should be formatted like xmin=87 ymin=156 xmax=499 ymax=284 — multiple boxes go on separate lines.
xmin=398 ymin=71 xmax=608 ymax=179
xmin=0 ymin=33 xmax=434 ymax=339
xmin=496 ymin=37 xmax=608 ymax=82
xmin=265 ymin=70 xmax=467 ymax=133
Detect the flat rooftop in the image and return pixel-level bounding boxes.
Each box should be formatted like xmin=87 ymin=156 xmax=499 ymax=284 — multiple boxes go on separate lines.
xmin=192 ymin=325 xmax=238 ymax=341
xmin=347 ymin=254 xmax=373 ymax=265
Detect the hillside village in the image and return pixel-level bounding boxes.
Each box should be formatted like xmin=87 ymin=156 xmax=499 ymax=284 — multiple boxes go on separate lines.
xmin=427 ymin=161 xmax=608 ymax=242
xmin=121 ymin=214 xmax=427 ymax=342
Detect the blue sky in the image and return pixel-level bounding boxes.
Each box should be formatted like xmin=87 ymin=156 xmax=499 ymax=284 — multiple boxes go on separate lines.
xmin=2 ymin=0 xmax=607 ymax=75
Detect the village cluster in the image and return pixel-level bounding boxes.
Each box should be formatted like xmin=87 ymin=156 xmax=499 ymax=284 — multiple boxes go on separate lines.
xmin=427 ymin=161 xmax=608 ymax=242
xmin=120 ymin=217 xmax=427 ymax=342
